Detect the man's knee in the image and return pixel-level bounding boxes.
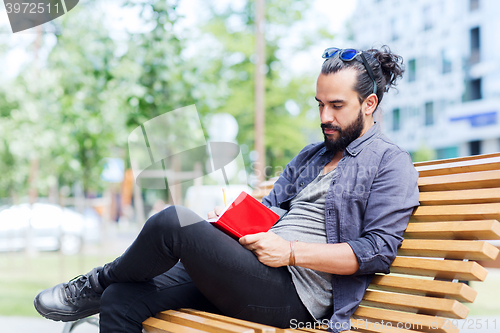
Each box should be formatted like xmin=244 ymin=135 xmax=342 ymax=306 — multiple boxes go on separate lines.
xmin=151 ymin=205 xmax=204 ymax=228
xmin=142 ymin=205 xmax=184 ymax=234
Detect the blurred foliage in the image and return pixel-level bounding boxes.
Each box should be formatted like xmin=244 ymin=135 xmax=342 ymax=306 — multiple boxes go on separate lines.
xmin=0 ymin=4 xmax=124 ymax=198
xmin=202 ymin=0 xmax=322 ymax=177
xmin=122 ymin=0 xmax=217 ymax=129
xmin=411 ymin=143 xmax=436 ymax=162
xmin=42 ymin=7 xmax=123 ymax=193
xmin=0 ymin=0 xmax=331 ymax=200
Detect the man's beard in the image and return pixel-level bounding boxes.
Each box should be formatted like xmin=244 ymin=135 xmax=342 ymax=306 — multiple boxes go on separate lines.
xmin=321 ymin=109 xmax=364 ymax=153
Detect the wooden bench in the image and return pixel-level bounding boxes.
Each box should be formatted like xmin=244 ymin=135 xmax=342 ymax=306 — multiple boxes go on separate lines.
xmin=142 ymin=153 xmax=500 ymax=333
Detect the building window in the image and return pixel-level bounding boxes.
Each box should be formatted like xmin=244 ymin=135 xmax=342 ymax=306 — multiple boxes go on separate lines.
xmin=408 ymin=59 xmax=416 ymax=82
xmin=464 ymin=78 xmax=482 ymax=101
xmin=470 ymin=0 xmax=480 ymax=11
xmin=471 ymin=78 xmax=482 ymax=100
xmin=392 ymin=108 xmax=400 ymax=131
xmin=470 ymin=27 xmax=480 ymax=64
xmin=470 ymin=140 xmax=481 ymax=155
xmin=423 ymin=6 xmax=433 ymax=30
xmin=441 ymin=50 xmax=452 ymax=74
xmin=425 ymin=102 xmax=434 ymax=126
xmin=436 ymin=147 xmax=459 ymax=160
xmin=391 ymin=18 xmax=398 ymax=41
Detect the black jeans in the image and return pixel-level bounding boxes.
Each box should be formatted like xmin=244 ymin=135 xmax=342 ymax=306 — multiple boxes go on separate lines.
xmin=98 ymin=205 xmax=314 ymax=333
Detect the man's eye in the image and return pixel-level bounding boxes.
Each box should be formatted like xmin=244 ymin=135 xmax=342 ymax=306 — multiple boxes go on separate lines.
xmin=333 ymin=105 xmax=342 ymax=109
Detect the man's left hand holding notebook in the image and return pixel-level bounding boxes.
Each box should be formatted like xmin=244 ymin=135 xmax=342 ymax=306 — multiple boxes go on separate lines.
xmin=207 ymin=205 xmax=291 ymax=268
xmin=239 ymin=231 xmax=291 ymax=267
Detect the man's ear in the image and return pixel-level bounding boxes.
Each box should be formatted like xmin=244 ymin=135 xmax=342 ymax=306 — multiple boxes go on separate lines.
xmin=363 ymin=94 xmax=378 ymax=116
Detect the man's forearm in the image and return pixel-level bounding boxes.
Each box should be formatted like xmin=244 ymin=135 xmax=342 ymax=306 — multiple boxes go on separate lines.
xmin=293 ymin=242 xmax=359 ymax=275
xmin=239 ymin=231 xmax=359 ymax=274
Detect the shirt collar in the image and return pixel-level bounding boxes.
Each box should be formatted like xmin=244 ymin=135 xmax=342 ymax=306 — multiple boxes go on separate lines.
xmin=344 ymin=122 xmax=381 ymax=157
xmin=319 ymin=146 xmax=328 ymax=156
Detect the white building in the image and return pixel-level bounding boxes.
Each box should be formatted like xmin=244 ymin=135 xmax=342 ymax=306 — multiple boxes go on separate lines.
xmin=350 ymin=0 xmax=500 ymax=159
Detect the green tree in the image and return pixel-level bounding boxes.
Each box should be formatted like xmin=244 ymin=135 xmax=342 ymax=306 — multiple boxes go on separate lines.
xmin=412 ymin=144 xmax=436 ymax=163
xmin=41 ymin=5 xmax=122 ymax=193
xmin=0 ymin=2 xmax=125 ymax=198
xmin=0 ymin=0 xmax=334 ymax=204
xmin=201 ymin=0 xmax=332 ymax=179
xmin=121 ymin=0 xmax=228 ymax=130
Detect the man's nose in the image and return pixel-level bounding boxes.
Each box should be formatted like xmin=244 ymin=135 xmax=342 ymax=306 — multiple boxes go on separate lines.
xmin=320 ymin=107 xmax=334 ymax=124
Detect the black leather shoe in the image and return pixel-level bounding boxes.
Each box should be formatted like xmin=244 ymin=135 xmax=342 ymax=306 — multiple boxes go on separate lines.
xmin=34 ymin=267 xmax=104 ymax=322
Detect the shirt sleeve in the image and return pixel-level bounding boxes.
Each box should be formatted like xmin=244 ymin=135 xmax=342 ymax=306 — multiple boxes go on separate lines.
xmin=346 ymin=150 xmax=420 ymax=275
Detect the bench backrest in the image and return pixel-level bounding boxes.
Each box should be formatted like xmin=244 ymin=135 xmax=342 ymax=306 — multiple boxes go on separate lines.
xmin=253 ymin=153 xmax=500 ymax=333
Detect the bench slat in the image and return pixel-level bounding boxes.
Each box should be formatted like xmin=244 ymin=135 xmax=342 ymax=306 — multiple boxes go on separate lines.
xmin=352 ymin=306 xmax=458 ymax=333
xmin=361 ymin=290 xmax=468 ymax=319
xmin=143 ymin=317 xmax=210 ymax=333
xmin=413 ymin=152 xmax=500 ymax=167
xmin=292 ymin=328 xmax=326 ymax=333
xmin=390 ymin=257 xmax=488 ymax=281
xmin=157 ymin=310 xmax=254 ymax=333
xmin=410 ymin=203 xmax=500 ymax=222
xmin=368 ymin=275 xmax=477 ymax=303
xmin=418 ymin=188 xmax=500 ymax=205
xmin=348 ymin=319 xmax=425 ymax=333
xmin=178 ymin=309 xmax=276 ymax=333
xmin=413 ymin=153 xmax=500 ymax=168
xmin=403 ymin=220 xmax=500 ymax=240
xmin=415 ymin=156 xmax=500 ymax=177
xmin=418 ymin=170 xmax=500 ymax=191
xmin=397 ymin=239 xmax=499 ymax=260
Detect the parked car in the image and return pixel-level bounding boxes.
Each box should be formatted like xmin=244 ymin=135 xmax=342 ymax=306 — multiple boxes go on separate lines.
xmin=0 ymin=203 xmax=101 ymax=255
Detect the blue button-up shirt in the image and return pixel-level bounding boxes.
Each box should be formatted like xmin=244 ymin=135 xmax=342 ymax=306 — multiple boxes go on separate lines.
xmin=262 ymin=123 xmax=420 ymax=332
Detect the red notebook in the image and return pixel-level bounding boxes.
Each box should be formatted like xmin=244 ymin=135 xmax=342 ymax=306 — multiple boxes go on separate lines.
xmin=207 ymin=191 xmax=280 ymax=239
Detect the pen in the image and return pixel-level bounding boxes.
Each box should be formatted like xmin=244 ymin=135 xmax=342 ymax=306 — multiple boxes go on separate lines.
xmin=222 ymin=188 xmax=227 ymax=207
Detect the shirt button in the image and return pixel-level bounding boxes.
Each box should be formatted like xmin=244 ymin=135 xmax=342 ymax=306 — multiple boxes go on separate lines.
xmin=300 ymin=182 xmax=305 ymax=186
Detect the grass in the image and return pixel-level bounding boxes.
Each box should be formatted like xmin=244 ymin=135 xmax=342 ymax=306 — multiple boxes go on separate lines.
xmin=0 ymin=252 xmax=116 ymax=317
xmin=468 ymin=269 xmax=500 ymax=316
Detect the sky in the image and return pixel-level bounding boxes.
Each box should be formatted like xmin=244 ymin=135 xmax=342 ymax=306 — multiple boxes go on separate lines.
xmin=0 ymin=0 xmax=357 ymax=78
xmin=282 ymin=0 xmax=358 ymax=75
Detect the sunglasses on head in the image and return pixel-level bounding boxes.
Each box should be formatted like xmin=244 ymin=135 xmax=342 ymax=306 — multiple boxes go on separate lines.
xmin=322 ymin=47 xmax=377 ymax=95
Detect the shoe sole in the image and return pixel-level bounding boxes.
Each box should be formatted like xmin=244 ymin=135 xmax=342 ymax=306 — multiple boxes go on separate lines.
xmin=34 ymin=296 xmax=100 ymax=322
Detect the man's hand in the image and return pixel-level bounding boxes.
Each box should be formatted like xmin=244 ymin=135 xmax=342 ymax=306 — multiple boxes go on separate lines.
xmin=207 ymin=206 xmax=224 ymax=219
xmin=239 ymin=231 xmax=290 ymax=267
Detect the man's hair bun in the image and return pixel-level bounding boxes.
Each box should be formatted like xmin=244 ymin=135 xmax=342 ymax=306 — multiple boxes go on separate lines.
xmin=366 ymin=45 xmax=405 ymax=93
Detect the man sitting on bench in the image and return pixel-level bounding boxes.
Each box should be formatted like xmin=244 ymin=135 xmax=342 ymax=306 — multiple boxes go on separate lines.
xmin=34 ymin=46 xmax=419 ymax=333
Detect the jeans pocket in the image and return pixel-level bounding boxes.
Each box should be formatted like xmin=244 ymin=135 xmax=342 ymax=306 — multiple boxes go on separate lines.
xmin=234 ymin=304 xmax=291 ymax=328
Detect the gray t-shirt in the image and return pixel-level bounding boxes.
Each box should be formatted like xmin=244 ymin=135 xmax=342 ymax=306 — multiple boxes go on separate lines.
xmin=270 ymin=168 xmax=335 ymax=320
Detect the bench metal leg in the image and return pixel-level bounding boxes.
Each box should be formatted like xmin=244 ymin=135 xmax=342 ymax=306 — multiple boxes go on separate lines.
xmin=61 ymin=316 xmax=99 ymax=333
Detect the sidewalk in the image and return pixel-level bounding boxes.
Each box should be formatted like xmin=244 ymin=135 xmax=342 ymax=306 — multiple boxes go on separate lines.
xmin=0 ymin=316 xmax=97 ymax=333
